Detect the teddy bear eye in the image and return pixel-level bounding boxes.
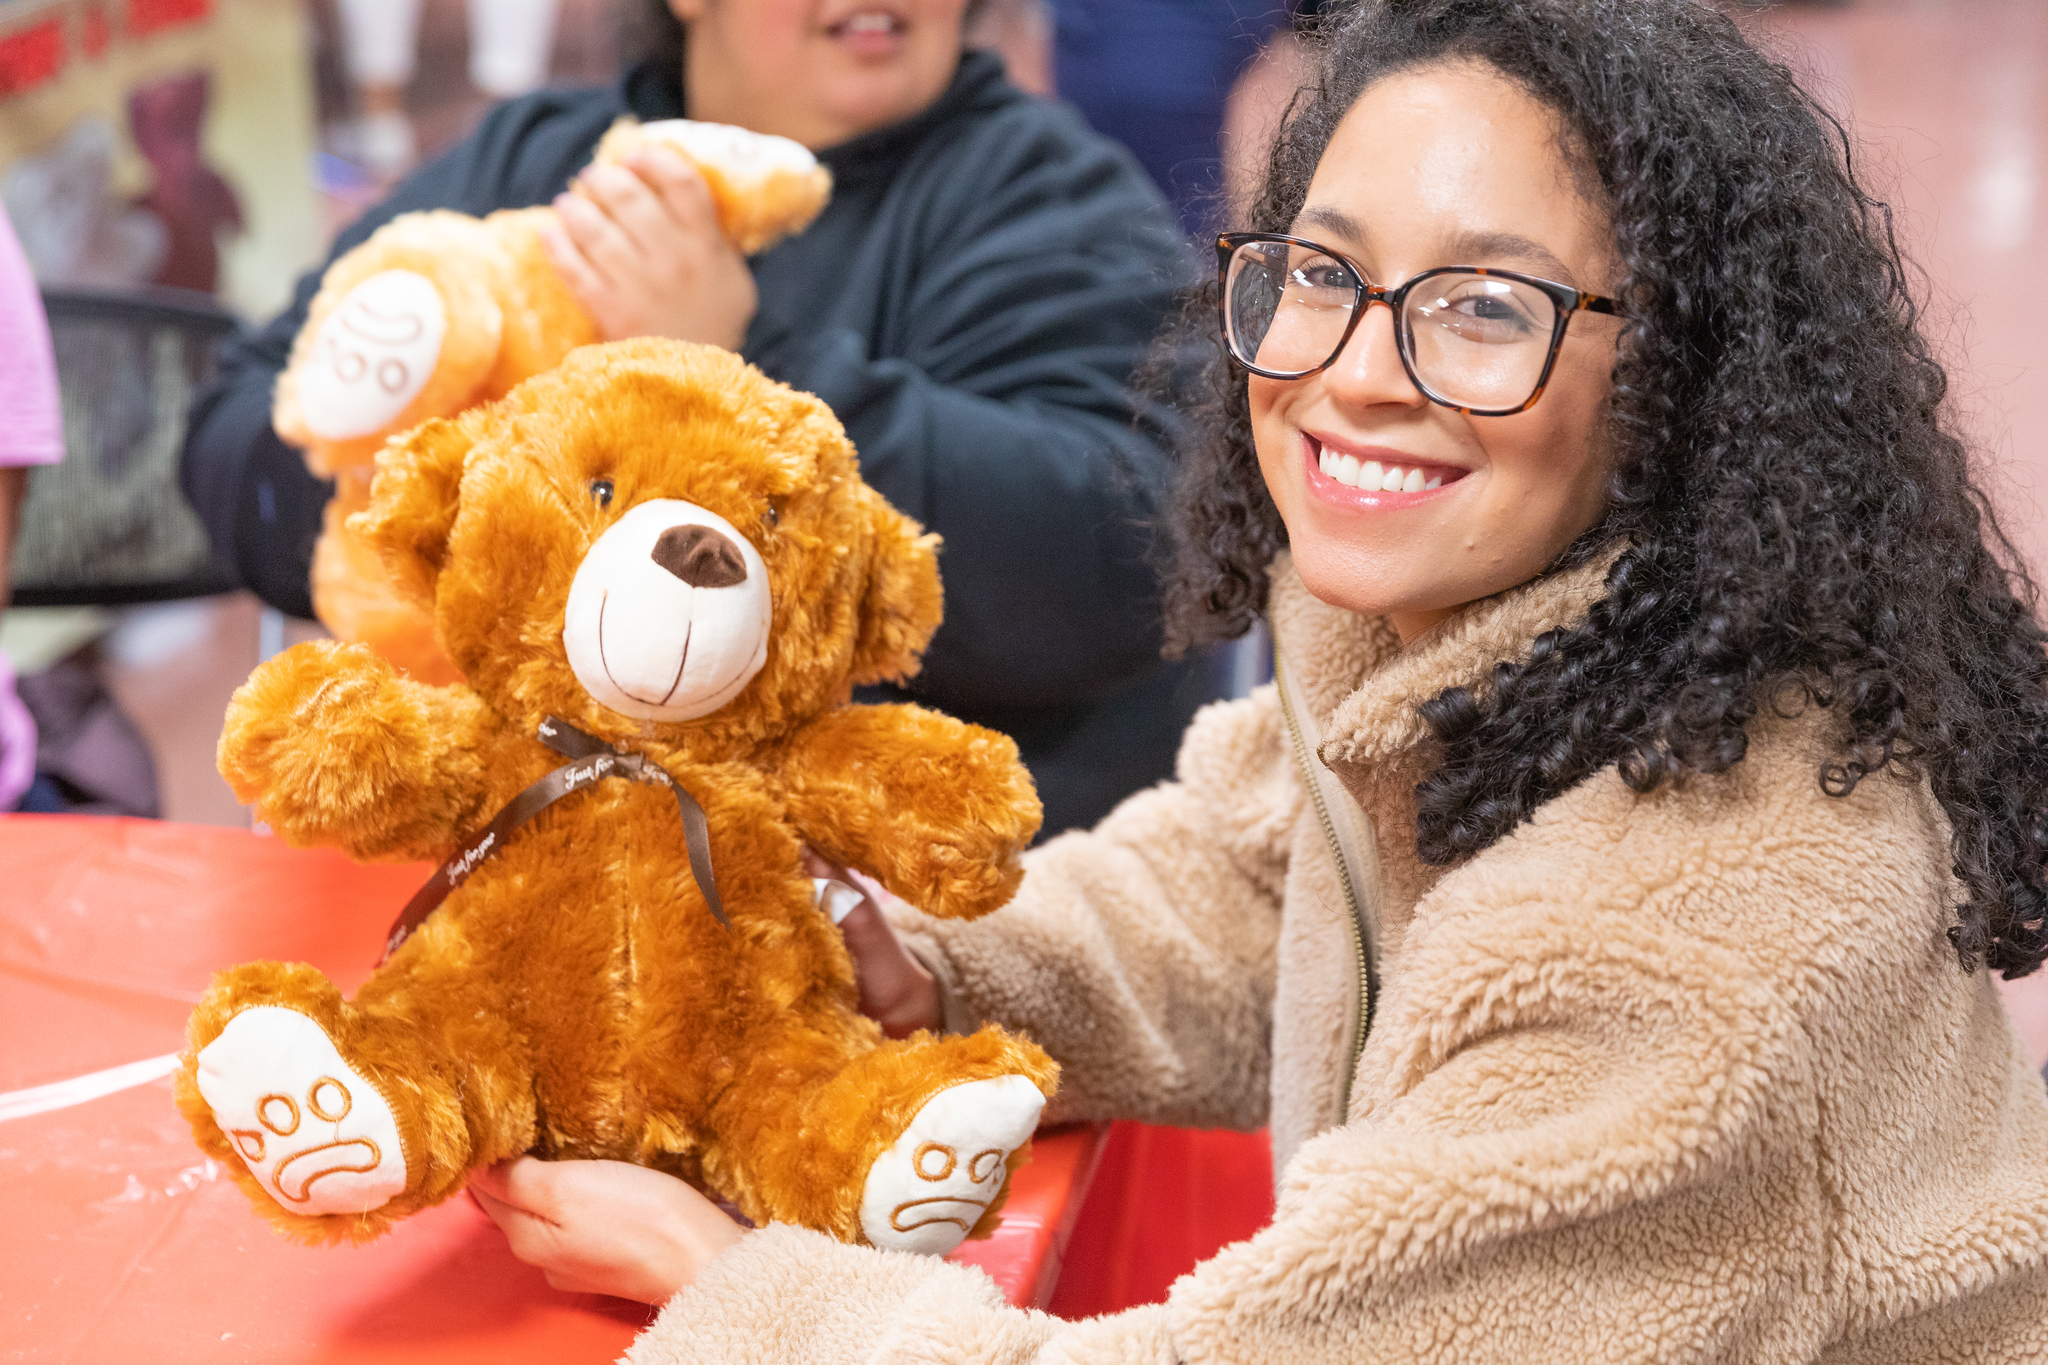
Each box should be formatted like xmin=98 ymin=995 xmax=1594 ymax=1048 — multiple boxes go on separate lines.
xmin=763 ymin=504 xmax=780 ymax=528
xmin=589 ymin=479 xmax=615 ymax=508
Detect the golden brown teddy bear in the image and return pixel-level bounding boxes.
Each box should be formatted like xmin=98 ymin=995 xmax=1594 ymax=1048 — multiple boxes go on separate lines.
xmin=177 ymin=339 xmax=1055 ymax=1254
xmin=278 ymin=120 xmax=832 ymax=685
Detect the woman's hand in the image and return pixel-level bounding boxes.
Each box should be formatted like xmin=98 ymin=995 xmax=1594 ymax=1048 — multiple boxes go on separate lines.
xmin=469 ymin=1157 xmax=746 ymax=1304
xmin=803 ymin=851 xmax=943 ymax=1038
xmin=542 ymin=148 xmax=758 ymax=351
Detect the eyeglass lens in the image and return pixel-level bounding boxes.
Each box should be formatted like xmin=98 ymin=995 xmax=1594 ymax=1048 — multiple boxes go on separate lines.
xmin=1224 ymin=240 xmax=1562 ymax=411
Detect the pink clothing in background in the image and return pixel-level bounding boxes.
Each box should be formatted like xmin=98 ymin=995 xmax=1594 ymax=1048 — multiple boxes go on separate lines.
xmin=0 ymin=206 xmax=63 ymax=468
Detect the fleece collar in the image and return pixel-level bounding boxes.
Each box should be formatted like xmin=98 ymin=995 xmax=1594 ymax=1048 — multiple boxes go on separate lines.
xmin=1266 ymin=547 xmax=1622 ymax=772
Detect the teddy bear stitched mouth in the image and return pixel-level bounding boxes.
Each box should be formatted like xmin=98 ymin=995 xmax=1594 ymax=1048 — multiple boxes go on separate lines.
xmin=597 ymin=588 xmax=694 ymax=708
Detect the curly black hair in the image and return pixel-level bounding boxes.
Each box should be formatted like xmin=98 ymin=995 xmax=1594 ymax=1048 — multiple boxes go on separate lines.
xmin=1161 ymin=0 xmax=2048 ymax=978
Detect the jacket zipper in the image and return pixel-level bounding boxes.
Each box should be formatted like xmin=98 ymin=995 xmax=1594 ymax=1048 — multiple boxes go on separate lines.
xmin=1273 ymin=644 xmax=1382 ymax=1121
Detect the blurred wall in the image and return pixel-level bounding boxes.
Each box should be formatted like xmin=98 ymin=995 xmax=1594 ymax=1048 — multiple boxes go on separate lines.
xmin=0 ymin=0 xmax=322 ymax=317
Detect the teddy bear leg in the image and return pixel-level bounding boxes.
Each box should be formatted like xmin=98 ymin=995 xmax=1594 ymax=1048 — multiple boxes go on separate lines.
xmin=178 ymin=960 xmax=505 ymax=1240
xmin=703 ymin=1017 xmax=1056 ymax=1256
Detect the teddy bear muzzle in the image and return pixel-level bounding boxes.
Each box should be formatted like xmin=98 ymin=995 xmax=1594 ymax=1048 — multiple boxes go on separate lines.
xmin=562 ymin=498 xmax=772 ymax=722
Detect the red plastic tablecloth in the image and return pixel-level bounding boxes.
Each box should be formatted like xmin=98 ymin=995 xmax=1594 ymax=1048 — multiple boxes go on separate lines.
xmin=0 ymin=815 xmax=1105 ymax=1363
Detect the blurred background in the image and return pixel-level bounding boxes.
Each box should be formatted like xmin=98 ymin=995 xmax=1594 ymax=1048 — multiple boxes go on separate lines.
xmin=0 ymin=0 xmax=2044 ymax=972
xmin=2 ymin=0 xmax=2046 ymax=1317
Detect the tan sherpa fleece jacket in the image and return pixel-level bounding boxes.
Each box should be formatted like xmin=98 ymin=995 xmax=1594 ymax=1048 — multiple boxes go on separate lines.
xmin=626 ymin=554 xmax=2048 ymax=1364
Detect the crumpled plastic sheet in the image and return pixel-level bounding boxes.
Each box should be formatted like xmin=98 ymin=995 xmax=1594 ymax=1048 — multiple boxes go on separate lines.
xmin=0 ymin=813 xmax=1099 ymax=1362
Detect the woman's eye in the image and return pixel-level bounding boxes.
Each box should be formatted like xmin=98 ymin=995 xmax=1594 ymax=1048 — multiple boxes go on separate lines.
xmin=589 ymin=479 xmax=614 ymax=507
xmin=1291 ymin=259 xmax=1356 ymax=293
xmin=1429 ymin=284 xmax=1540 ymax=341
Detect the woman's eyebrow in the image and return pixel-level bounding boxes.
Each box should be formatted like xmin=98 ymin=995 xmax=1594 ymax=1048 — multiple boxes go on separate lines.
xmin=1294 ymin=205 xmax=1365 ymax=241
xmin=1444 ymin=229 xmax=1577 ymax=285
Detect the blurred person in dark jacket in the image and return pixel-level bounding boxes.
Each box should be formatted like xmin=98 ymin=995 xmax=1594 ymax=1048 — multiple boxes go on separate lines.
xmin=182 ymin=0 xmax=1210 ymax=837
xmin=1051 ymin=0 xmax=1294 ymax=236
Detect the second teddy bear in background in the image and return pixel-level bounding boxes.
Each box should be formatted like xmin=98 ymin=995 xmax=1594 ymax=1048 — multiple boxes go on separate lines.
xmin=278 ymin=120 xmax=830 ymax=683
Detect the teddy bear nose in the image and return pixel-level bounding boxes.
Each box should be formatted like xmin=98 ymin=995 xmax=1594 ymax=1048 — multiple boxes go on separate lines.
xmin=651 ymin=524 xmax=749 ymax=589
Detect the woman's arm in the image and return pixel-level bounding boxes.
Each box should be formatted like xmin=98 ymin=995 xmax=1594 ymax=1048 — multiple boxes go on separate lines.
xmin=886 ymin=688 xmax=1299 ymax=1130
xmin=618 ymin=901 xmax=1815 ymax=1365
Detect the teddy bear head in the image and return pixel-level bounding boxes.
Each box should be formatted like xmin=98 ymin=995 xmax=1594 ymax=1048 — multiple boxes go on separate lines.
xmin=354 ymin=339 xmax=942 ymax=753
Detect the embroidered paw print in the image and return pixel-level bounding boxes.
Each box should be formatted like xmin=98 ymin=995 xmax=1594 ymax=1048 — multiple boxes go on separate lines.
xmin=859 ymin=1075 xmax=1045 ymax=1255
xmin=295 ymin=270 xmax=446 ymax=441
xmin=194 ymin=1007 xmax=408 ymax=1216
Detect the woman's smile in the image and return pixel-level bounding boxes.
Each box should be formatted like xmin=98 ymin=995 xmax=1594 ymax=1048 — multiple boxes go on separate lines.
xmin=822 ymin=4 xmax=910 ymax=61
xmin=1300 ymin=430 xmax=1471 ymax=510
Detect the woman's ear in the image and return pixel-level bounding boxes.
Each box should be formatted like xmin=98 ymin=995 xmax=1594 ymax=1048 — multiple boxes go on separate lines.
xmin=849 ymin=486 xmax=943 ymax=687
xmin=352 ymin=412 xmax=481 ymax=608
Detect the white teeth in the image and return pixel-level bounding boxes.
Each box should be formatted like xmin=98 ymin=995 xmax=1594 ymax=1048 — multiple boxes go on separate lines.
xmin=1319 ymin=448 xmax=1452 ymax=494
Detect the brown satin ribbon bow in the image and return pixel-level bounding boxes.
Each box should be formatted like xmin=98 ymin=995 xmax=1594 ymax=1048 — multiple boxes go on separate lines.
xmin=380 ymin=715 xmax=728 ymax=962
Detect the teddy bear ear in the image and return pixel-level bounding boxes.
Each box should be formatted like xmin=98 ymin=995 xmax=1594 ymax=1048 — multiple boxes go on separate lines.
xmin=352 ymin=412 xmax=478 ymax=606
xmin=849 ymin=485 xmax=943 ymax=687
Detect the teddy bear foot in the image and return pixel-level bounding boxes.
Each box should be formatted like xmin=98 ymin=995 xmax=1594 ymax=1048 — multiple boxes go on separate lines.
xmin=195 ymin=1006 xmax=409 ymax=1216
xmin=858 ymin=1075 xmax=1045 ymax=1256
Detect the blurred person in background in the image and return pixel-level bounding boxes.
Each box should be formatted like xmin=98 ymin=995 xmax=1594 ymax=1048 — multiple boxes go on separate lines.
xmin=182 ymin=0 xmax=1206 ymax=838
xmin=0 ymin=206 xmax=61 ymax=812
xmin=335 ymin=0 xmax=566 ymax=177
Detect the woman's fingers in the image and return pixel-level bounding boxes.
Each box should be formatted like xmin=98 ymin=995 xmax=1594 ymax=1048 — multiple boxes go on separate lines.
xmin=552 ymin=192 xmax=642 ymax=285
xmin=543 ymin=152 xmax=757 ymax=349
xmin=538 ymin=219 xmax=604 ymax=301
xmin=468 ymin=1157 xmax=745 ymax=1304
xmin=576 ymin=162 xmax=681 ymax=258
xmin=800 ymin=849 xmax=942 ymax=1037
xmin=624 ymin=148 xmax=721 ymax=235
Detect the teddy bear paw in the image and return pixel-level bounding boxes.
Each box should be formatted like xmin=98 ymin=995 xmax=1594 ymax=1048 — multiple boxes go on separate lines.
xmin=195 ymin=1006 xmax=408 ymax=1217
xmin=296 ymin=269 xmax=446 ymax=441
xmin=858 ymin=1075 xmax=1044 ymax=1256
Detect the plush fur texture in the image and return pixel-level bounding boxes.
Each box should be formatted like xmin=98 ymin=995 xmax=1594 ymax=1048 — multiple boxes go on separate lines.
xmin=276 ymin=121 xmax=830 ymax=682
xmin=625 ymin=553 xmax=2048 ymax=1363
xmin=181 ymin=340 xmax=1054 ymax=1246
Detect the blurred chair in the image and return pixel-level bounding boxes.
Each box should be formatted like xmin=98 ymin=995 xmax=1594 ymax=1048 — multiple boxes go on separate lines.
xmin=9 ymin=284 xmax=241 ymax=817
xmin=11 ymin=284 xmax=238 ymax=608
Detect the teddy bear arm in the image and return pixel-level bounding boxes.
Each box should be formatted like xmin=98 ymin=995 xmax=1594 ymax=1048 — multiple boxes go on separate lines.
xmin=779 ymin=705 xmax=1042 ymax=921
xmin=219 ymin=641 xmax=495 ymax=861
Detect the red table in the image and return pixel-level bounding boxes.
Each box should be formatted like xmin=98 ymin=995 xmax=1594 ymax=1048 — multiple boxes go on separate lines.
xmin=0 ymin=816 xmax=1106 ymax=1363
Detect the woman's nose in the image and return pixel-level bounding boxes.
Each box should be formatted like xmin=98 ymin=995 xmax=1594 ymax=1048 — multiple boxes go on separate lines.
xmin=1320 ymin=302 xmax=1427 ymax=411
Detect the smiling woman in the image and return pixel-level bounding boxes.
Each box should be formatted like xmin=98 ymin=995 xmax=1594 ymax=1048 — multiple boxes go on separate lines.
xmin=584 ymin=0 xmax=2048 ymax=1360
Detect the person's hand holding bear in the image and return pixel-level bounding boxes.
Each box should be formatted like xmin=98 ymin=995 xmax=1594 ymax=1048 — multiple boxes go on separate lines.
xmin=544 ymin=147 xmax=759 ymax=351
xmin=469 ymin=856 xmax=940 ymax=1304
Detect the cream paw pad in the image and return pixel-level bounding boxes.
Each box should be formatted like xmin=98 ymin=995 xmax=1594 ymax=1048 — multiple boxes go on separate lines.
xmin=293 ymin=269 xmax=448 ymax=443
xmin=859 ymin=1075 xmax=1046 ymax=1255
xmin=194 ymin=1007 xmax=407 ymax=1217
xmin=591 ymin=117 xmax=832 ymax=256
